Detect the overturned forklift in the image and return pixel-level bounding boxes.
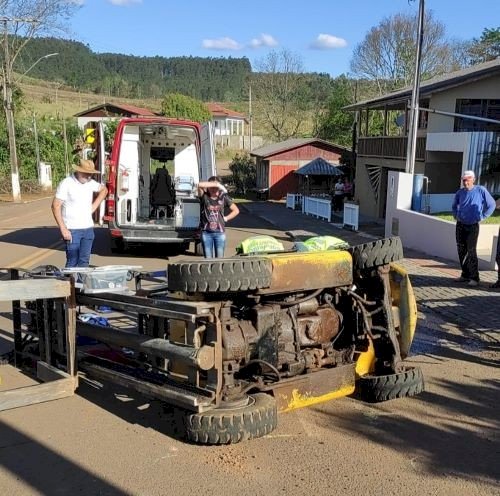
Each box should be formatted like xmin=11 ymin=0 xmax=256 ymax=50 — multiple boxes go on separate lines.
xmin=71 ymin=235 xmax=422 ymax=444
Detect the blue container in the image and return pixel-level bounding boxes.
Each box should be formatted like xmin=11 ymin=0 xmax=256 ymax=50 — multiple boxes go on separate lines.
xmin=411 ymin=174 xmax=424 ymax=212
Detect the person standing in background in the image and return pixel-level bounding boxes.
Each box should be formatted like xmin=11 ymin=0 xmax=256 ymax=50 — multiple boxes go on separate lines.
xmin=52 ymin=159 xmax=108 ymax=267
xmin=333 ymin=177 xmax=345 ymax=212
xmin=343 ymin=177 xmax=353 ymax=200
xmin=490 ymin=197 xmax=500 ymax=289
xmin=452 ymin=170 xmax=495 ymax=287
xmin=197 ymin=176 xmax=239 ymax=258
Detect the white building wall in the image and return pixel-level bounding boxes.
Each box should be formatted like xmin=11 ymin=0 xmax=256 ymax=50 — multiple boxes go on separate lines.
xmin=77 ymin=116 xmax=117 ymax=129
xmin=385 ymin=171 xmax=499 ymax=270
xmin=427 ymin=74 xmax=500 ymax=133
xmin=212 ymin=117 xmax=246 ymax=136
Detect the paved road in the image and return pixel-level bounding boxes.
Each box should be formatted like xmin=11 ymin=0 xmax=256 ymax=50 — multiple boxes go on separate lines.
xmin=0 ymin=198 xmax=498 ymax=496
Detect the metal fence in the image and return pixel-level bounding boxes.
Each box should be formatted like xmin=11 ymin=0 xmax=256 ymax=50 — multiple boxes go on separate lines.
xmin=343 ymin=202 xmax=359 ymax=231
xmin=303 ymin=196 xmax=331 ymax=222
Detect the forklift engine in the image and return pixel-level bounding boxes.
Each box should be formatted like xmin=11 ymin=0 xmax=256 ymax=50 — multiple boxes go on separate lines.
xmin=19 ymin=236 xmax=421 ymax=445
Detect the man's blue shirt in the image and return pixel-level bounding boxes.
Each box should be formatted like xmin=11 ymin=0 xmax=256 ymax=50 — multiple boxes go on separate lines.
xmin=452 ymin=185 xmax=495 ymax=224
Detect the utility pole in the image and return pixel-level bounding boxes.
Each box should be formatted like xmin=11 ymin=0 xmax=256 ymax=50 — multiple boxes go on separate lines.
xmin=1 ymin=17 xmax=52 ymax=202
xmin=249 ymin=83 xmax=253 ymax=152
xmin=2 ymin=18 xmax=21 ymax=201
xmin=62 ymin=114 xmax=69 ymax=177
xmin=33 ymin=112 xmax=40 ymax=180
xmin=405 ymin=0 xmax=425 ymax=175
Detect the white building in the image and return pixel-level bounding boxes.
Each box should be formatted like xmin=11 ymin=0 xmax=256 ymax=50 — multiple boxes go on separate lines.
xmin=207 ymin=103 xmax=247 ymax=136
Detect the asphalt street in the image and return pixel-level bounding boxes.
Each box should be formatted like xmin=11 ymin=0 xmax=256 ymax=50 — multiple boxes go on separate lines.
xmin=0 ymin=198 xmax=498 ymax=496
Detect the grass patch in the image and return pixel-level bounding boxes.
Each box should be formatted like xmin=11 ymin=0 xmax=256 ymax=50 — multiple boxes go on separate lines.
xmin=432 ymin=210 xmax=500 ymax=224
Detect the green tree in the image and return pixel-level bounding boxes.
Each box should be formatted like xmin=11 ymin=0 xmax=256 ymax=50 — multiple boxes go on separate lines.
xmin=252 ymin=49 xmax=310 ymax=140
xmin=351 ymin=11 xmax=466 ymax=94
xmin=103 ymin=119 xmax=119 ymax=153
xmin=315 ymin=75 xmax=355 ymax=147
xmin=0 ymin=115 xmax=80 ymax=192
xmin=229 ymin=153 xmax=256 ymax=195
xmin=468 ymin=27 xmax=500 ymax=64
xmin=1 ymin=0 xmax=80 ymax=200
xmin=160 ymin=93 xmax=211 ymax=123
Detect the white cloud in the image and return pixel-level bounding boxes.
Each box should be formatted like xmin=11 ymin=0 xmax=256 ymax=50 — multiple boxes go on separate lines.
xmin=249 ymin=34 xmax=278 ymax=48
xmin=202 ymin=37 xmax=242 ymax=50
xmin=310 ymin=34 xmax=347 ymax=50
xmin=108 ymin=0 xmax=142 ymax=6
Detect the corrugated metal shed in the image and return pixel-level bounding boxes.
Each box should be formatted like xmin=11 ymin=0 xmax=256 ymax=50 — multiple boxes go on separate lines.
xmin=295 ymin=157 xmax=342 ymax=176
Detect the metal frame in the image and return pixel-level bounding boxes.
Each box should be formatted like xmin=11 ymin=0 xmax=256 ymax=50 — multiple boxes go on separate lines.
xmin=75 ymin=290 xmax=223 ymax=412
xmin=0 ymin=269 xmax=78 ymax=412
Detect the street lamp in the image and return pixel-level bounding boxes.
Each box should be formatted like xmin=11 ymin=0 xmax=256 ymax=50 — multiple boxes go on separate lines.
xmin=15 ymin=52 xmax=59 ymax=83
xmin=2 ymin=51 xmax=58 ymax=202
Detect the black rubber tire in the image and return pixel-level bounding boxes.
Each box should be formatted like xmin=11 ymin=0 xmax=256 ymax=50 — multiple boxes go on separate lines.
xmin=356 ymin=366 xmax=424 ymax=403
xmin=184 ymin=393 xmax=278 ymax=445
xmin=349 ymin=236 xmax=403 ymax=270
xmin=110 ymin=238 xmax=126 ymax=254
xmin=168 ymin=257 xmax=272 ymax=293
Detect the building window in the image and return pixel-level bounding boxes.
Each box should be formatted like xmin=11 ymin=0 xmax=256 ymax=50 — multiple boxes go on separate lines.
xmin=454 ymin=99 xmax=500 ymax=132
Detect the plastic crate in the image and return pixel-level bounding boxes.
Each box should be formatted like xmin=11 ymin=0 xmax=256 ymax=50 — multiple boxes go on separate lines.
xmin=62 ymin=265 xmax=142 ymax=294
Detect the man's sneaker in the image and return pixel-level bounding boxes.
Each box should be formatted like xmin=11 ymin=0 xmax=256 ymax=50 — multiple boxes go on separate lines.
xmin=455 ymin=276 xmax=469 ymax=282
xmin=467 ymin=280 xmax=479 ymax=287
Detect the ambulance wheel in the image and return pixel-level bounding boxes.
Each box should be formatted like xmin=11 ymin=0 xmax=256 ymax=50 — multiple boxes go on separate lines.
xmin=194 ymin=241 xmax=204 ymax=256
xmin=110 ymin=238 xmax=126 ymax=254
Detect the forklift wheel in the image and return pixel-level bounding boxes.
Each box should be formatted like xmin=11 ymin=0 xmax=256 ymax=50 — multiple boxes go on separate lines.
xmin=168 ymin=258 xmax=272 ymax=293
xmin=355 ymin=366 xmax=424 ymax=403
xmin=184 ymin=393 xmax=278 ymax=444
xmin=349 ymin=236 xmax=403 ymax=270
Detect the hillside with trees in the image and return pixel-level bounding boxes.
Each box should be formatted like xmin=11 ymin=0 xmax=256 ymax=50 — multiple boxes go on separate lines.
xmin=16 ymin=37 xmax=253 ymax=101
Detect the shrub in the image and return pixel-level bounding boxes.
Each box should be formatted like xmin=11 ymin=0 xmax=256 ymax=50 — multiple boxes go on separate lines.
xmin=229 ymin=153 xmax=256 ymax=195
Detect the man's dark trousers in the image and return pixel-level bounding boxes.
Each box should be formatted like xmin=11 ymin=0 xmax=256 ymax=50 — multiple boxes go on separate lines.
xmin=496 ymin=228 xmax=500 ymax=280
xmin=456 ymin=221 xmax=480 ymax=281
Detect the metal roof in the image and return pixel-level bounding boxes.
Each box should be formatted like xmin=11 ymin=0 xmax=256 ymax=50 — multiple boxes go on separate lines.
xmin=344 ymin=58 xmax=500 ymax=111
xmin=295 ymin=157 xmax=342 ymax=176
xmin=206 ymin=102 xmax=246 ymax=119
xmin=251 ymin=138 xmax=349 ymax=158
xmin=74 ymin=103 xmax=158 ymax=117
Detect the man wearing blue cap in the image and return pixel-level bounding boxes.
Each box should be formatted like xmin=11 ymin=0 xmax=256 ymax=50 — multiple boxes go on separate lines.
xmin=452 ymin=170 xmax=495 ymax=287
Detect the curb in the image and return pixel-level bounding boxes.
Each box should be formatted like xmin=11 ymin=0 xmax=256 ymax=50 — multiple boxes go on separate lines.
xmin=0 ymin=195 xmax=53 ymax=204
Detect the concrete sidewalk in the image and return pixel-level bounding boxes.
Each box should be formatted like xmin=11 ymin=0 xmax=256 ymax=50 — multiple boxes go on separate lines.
xmin=239 ymin=201 xmax=500 ymax=339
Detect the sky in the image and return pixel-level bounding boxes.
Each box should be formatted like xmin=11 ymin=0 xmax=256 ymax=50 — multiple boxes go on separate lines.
xmin=67 ymin=0 xmax=500 ymax=76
